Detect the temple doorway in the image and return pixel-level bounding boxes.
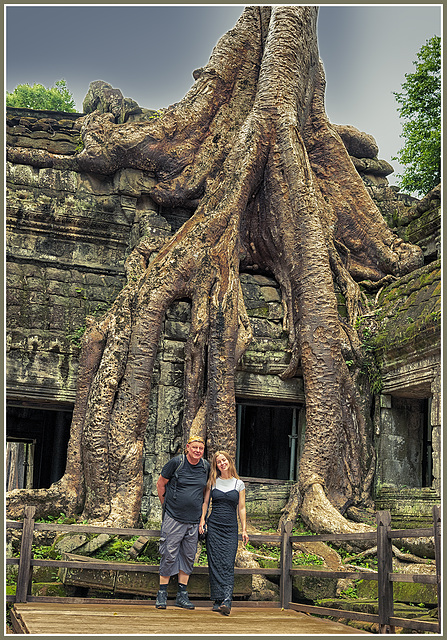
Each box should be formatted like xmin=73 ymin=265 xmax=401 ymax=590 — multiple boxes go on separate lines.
xmin=6 ymin=405 xmax=72 ymax=490
xmin=236 ymin=400 xmax=305 ymax=481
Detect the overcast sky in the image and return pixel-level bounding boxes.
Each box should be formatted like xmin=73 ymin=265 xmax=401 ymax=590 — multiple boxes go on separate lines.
xmin=5 ymin=4 xmax=441 ymax=188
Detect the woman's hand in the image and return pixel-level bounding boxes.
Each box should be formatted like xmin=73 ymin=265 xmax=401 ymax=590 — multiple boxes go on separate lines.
xmin=199 ymin=518 xmax=206 ymax=534
xmin=242 ymin=530 xmax=249 ymax=544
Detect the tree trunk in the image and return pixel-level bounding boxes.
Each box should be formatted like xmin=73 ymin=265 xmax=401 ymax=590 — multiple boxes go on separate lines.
xmin=6 ymin=6 xmax=423 ymax=529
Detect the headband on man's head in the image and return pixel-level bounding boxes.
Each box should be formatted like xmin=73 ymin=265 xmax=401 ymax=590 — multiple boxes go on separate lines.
xmin=186 ymin=436 xmax=205 ymax=445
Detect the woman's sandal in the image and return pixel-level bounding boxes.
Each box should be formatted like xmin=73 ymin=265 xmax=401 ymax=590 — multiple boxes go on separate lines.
xmin=218 ymin=601 xmax=231 ymax=616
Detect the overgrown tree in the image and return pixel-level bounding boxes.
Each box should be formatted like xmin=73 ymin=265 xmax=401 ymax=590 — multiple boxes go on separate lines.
xmin=7 ymin=7 xmax=423 ymax=534
xmin=392 ymin=35 xmax=441 ymax=196
xmin=6 ymin=79 xmax=76 ymax=112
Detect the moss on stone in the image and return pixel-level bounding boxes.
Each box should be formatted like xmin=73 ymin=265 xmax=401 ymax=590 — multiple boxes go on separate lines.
xmin=246 ymin=305 xmax=269 ymax=318
xmin=371 ymin=261 xmax=440 ymax=357
xmin=31 ymin=582 xmax=69 ymax=597
xmin=356 ymin=579 xmax=437 ymax=606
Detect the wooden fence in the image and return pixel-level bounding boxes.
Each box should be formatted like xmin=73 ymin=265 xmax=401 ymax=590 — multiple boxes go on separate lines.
xmin=6 ymin=505 xmax=441 ymax=634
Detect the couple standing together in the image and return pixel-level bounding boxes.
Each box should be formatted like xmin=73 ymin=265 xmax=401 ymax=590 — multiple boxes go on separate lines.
xmin=155 ymin=436 xmax=249 ymax=615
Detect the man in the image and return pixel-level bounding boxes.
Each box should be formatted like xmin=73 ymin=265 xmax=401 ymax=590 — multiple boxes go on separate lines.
xmin=155 ymin=436 xmax=209 ymax=609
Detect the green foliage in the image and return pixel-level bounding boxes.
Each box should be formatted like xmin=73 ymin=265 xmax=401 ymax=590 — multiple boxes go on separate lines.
xmin=67 ymin=302 xmax=109 ymax=346
xmin=354 ymin=315 xmax=383 ymax=394
xmin=194 ymin=545 xmax=208 ymax=566
xmin=6 ymin=79 xmax=76 ymax=112
xmin=330 ymin=544 xmax=378 ymax=571
xmin=75 ymin=137 xmax=85 ymax=153
xmin=293 ymin=552 xmax=324 ymax=566
xmin=66 ymin=325 xmax=86 ymax=346
xmin=91 ymin=536 xmax=160 ymax=564
xmin=393 ymin=36 xmax=441 ymax=196
xmin=339 ymin=583 xmax=358 ymax=599
xmin=32 ymin=545 xmax=62 ymax=560
xmin=245 ymin=541 xmax=323 ymax=568
xmin=94 ymin=537 xmax=139 ymax=561
xmin=35 ymin=512 xmax=78 ymax=524
xmin=292 ymin=518 xmax=316 ymax=536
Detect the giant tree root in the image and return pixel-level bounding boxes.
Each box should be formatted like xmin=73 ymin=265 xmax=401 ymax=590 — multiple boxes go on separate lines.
xmin=6 ymin=6 xmax=424 ymax=535
xmin=300 ymin=483 xmax=371 ymax=535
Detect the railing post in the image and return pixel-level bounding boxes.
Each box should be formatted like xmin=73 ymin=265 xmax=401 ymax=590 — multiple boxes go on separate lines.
xmin=16 ymin=505 xmax=36 ymax=603
xmin=376 ymin=510 xmax=394 ymax=634
xmin=433 ymin=505 xmax=441 ymax=634
xmin=280 ymin=520 xmax=293 ymax=609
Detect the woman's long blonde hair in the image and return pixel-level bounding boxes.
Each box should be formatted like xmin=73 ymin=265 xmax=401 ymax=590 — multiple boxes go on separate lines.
xmin=207 ymin=450 xmax=240 ymax=489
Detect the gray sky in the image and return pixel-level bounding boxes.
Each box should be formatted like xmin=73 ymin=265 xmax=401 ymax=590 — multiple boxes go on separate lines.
xmin=5 ymin=4 xmax=441 ymax=188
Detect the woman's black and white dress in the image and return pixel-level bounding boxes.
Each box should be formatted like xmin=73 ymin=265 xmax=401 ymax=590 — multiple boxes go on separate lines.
xmin=206 ymin=476 xmax=245 ymax=603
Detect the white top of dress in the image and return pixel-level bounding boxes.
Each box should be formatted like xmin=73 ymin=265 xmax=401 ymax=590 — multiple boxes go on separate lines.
xmin=214 ymin=476 xmax=245 ymax=492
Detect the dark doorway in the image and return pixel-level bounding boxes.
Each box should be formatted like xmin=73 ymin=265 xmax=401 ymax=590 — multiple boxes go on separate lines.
xmin=6 ymin=405 xmax=72 ymax=490
xmin=236 ymin=401 xmax=303 ymax=481
xmin=421 ymin=398 xmax=433 ymax=488
xmin=378 ymin=396 xmax=433 ymax=489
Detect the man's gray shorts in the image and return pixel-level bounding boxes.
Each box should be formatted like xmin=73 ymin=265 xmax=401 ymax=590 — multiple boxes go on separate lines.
xmin=159 ymin=513 xmax=199 ymax=577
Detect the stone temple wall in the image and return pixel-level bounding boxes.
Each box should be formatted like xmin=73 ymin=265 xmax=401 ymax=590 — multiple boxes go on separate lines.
xmin=6 ymin=106 xmax=441 ymax=526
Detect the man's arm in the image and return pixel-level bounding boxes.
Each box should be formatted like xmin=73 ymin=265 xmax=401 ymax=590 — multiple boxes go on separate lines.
xmin=156 ymin=475 xmax=169 ymax=505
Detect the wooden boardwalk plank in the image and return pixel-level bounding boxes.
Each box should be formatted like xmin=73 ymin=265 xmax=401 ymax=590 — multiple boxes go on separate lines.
xmin=12 ymin=602 xmax=371 ymax=635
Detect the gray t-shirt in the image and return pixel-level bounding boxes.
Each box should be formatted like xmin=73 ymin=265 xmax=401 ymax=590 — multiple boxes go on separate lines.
xmin=161 ymin=455 xmax=209 ymax=524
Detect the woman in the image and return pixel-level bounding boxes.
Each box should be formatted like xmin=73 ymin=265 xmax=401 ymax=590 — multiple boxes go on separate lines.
xmin=199 ymin=451 xmax=249 ymax=615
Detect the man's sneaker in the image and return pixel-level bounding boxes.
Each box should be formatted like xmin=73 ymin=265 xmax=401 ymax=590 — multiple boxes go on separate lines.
xmin=155 ymin=589 xmax=167 ymax=609
xmin=175 ymin=590 xmax=195 ymax=609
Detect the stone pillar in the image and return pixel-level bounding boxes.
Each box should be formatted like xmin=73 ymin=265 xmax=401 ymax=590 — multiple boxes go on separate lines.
xmin=430 ymin=370 xmax=441 ymax=495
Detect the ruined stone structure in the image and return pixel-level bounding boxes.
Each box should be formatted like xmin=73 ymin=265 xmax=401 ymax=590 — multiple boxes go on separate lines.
xmin=6 ymin=104 xmax=441 ymax=527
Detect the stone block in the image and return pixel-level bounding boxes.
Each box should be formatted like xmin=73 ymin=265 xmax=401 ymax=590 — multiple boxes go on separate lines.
xmin=75 ymin=534 xmax=112 ymax=555
xmin=114 ymin=168 xmax=156 ymax=197
xmin=374 ymin=487 xmax=440 ymax=529
xmin=260 ymin=286 xmax=281 ymax=303
xmin=356 ymin=577 xmax=437 ymax=605
xmin=164 ymin=320 xmax=190 ymax=341
xmin=38 ymin=168 xmax=78 ymax=192
xmin=114 ymin=571 xmax=251 ymax=598
xmin=59 ymin=551 xmax=252 ymax=598
xmin=156 ymin=385 xmax=184 ymax=434
xmin=334 ymin=124 xmax=379 ymax=159
xmin=54 ymin=534 xmax=89 ymax=554
xmin=244 ymin=480 xmax=291 ymax=523
xmin=249 ymin=317 xmax=283 ymax=339
xmin=77 ymin=173 xmax=115 ymax=196
xmin=267 ymin=302 xmax=284 ymax=321
xmin=12 ymin=134 xmax=77 ymax=154
xmin=317 ymin=597 xmax=434 ymax=621
xmin=246 ymin=305 xmax=269 ymax=318
xmin=114 ymin=569 xmax=160 ymax=596
xmin=252 ymin=274 xmax=277 ymax=286
xmin=59 ymin=554 xmax=116 ymax=592
xmin=158 ymin=340 xmax=185 ymax=362
xmin=292 ymin=569 xmax=338 ymax=601
xmin=166 ymin=301 xmax=191 ymax=322
xmin=140 ymin=214 xmax=172 ymax=236
xmin=235 ymin=371 xmax=304 ymax=403
xmin=158 ymin=362 xmax=185 ymax=388
xmin=6 ymin=162 xmax=40 ymax=187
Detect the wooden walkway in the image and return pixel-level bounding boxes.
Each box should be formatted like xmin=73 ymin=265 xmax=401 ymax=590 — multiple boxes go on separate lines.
xmin=11 ymin=602 xmax=371 ymax=635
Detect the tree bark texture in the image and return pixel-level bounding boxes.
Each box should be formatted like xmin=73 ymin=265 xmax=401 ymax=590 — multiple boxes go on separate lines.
xmin=7 ymin=7 xmax=423 ymax=530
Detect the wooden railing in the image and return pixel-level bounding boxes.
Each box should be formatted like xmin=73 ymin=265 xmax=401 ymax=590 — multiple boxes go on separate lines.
xmin=6 ymin=505 xmax=441 ymax=634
